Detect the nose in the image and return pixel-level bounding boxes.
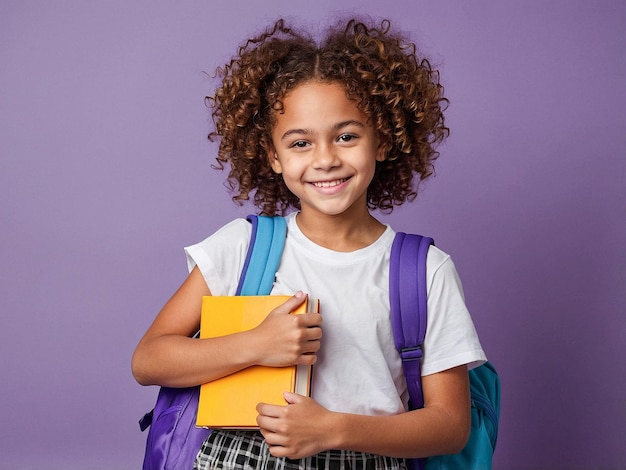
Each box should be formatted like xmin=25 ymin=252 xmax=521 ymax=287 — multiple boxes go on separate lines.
xmin=312 ymin=144 xmax=340 ymax=170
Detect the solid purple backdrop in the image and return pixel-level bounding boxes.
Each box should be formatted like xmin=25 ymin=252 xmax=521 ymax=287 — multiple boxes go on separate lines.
xmin=1 ymin=1 xmax=624 ymax=468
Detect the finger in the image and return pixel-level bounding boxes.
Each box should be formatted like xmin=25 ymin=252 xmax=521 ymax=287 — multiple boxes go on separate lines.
xmin=265 ymin=437 xmax=292 ymax=459
xmin=299 ymin=312 xmax=323 ymax=327
xmin=256 ymin=401 xmax=284 ymax=418
xmin=267 ymin=442 xmax=291 ymax=458
xmin=300 ymin=336 xmax=321 ymax=355
xmin=256 ymin=413 xmax=278 ymax=434
xmin=274 ymin=291 xmax=307 ymax=315
xmin=303 ymin=325 xmax=322 ymax=340
xmin=297 ymin=353 xmax=318 ymax=366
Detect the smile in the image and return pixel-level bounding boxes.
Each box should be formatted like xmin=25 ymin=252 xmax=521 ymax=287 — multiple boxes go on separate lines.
xmin=311 ymin=178 xmax=349 ymax=188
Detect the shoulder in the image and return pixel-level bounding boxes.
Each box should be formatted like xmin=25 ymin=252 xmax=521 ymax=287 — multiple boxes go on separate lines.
xmin=212 ymin=217 xmax=253 ymax=238
xmin=187 ymin=218 xmax=252 ymax=251
xmin=214 ymin=218 xmax=253 ymax=243
xmin=391 ymin=232 xmax=457 ymax=287
xmin=426 ymin=244 xmax=452 ymax=271
xmin=184 ymin=217 xmax=252 ymax=273
xmin=425 ymin=244 xmax=466 ymax=299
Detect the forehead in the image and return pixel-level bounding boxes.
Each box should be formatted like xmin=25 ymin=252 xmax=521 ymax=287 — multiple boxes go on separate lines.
xmin=272 ymin=81 xmax=368 ymax=130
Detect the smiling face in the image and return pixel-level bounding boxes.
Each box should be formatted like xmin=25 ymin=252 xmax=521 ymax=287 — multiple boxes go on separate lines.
xmin=269 ymin=81 xmax=384 ymax=222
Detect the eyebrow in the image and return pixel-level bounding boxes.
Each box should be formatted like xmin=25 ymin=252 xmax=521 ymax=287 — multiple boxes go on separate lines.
xmin=279 ymin=120 xmax=367 ymax=141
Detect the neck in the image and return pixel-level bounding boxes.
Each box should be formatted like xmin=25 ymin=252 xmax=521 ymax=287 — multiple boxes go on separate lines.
xmin=294 ymin=209 xmax=386 ymax=252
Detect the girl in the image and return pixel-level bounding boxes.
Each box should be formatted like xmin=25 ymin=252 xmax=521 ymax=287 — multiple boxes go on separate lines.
xmin=132 ymin=18 xmax=486 ymax=470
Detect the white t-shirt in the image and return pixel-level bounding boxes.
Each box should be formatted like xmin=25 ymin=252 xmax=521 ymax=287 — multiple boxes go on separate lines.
xmin=185 ymin=212 xmax=486 ymax=416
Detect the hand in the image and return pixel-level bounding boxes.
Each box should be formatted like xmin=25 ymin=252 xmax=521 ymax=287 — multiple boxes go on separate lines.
xmin=257 ymin=392 xmax=335 ymax=459
xmin=251 ymin=292 xmax=322 ymax=368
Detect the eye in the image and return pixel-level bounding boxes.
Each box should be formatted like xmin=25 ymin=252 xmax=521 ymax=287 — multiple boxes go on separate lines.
xmin=337 ymin=134 xmax=358 ymax=143
xmin=290 ymin=140 xmax=310 ymax=149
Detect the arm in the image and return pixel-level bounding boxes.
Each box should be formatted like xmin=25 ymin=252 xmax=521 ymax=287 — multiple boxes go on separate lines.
xmin=256 ymin=365 xmax=470 ymax=459
xmin=131 ymin=266 xmax=322 ymax=388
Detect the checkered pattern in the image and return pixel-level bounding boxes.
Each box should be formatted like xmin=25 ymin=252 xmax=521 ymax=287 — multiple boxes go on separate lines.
xmin=195 ymin=430 xmax=407 ymax=470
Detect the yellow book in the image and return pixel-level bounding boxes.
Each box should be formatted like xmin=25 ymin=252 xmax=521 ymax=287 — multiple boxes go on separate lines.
xmin=196 ymin=295 xmax=319 ymax=429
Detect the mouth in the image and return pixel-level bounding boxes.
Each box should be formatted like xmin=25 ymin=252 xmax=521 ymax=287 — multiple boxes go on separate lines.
xmin=310 ymin=177 xmax=350 ymax=188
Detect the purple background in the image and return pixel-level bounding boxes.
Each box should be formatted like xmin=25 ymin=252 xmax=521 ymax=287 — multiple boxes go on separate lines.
xmin=1 ymin=1 xmax=624 ymax=468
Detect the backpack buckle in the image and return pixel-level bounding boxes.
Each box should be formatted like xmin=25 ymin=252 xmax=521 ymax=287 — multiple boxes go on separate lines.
xmin=400 ymin=346 xmax=423 ymax=362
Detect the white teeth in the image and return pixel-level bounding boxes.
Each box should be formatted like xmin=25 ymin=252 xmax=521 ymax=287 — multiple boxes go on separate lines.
xmin=313 ymin=178 xmax=347 ymax=188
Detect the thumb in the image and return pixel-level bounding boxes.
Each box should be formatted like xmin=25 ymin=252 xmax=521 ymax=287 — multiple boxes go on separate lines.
xmin=277 ymin=291 xmax=307 ymax=314
xmin=283 ymin=391 xmax=305 ymax=404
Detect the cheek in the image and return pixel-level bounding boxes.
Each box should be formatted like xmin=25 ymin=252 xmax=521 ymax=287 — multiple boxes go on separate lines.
xmin=359 ymin=152 xmax=381 ymax=177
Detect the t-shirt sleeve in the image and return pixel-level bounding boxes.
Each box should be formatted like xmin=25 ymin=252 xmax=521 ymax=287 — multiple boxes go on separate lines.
xmin=183 ymin=218 xmax=252 ymax=296
xmin=421 ymin=247 xmax=487 ymax=376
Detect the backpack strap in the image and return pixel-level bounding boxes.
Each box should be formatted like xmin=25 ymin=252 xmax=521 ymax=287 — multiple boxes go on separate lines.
xmin=389 ymin=232 xmax=434 ymax=470
xmin=389 ymin=232 xmax=434 ymax=410
xmin=236 ymin=215 xmax=287 ymax=296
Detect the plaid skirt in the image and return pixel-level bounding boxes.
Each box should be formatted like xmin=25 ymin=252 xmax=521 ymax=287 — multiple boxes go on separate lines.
xmin=194 ymin=430 xmax=407 ymax=470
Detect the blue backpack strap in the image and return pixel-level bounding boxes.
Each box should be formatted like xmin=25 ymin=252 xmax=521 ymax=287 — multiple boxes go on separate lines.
xmin=236 ymin=215 xmax=287 ymax=296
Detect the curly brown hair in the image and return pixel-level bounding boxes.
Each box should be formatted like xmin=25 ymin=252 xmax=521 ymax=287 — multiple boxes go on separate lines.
xmin=206 ymin=18 xmax=449 ymax=215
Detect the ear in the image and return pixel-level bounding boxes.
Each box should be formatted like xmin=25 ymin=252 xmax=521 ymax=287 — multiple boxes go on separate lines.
xmin=268 ymin=148 xmax=283 ymax=174
xmin=375 ymin=141 xmax=387 ymax=162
